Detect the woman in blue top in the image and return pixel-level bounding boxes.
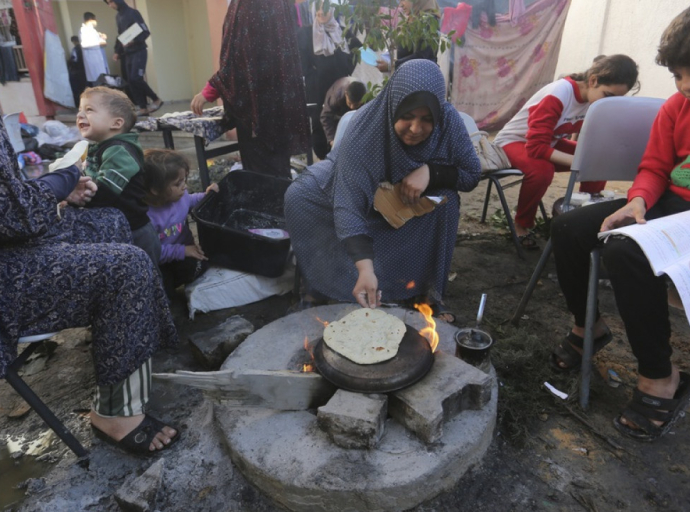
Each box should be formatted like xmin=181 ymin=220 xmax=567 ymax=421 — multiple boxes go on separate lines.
xmin=285 ymin=60 xmax=481 ymax=320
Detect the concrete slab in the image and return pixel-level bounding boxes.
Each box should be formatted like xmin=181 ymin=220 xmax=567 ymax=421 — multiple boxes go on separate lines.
xmin=188 ymin=315 xmax=254 ymax=368
xmin=214 ymin=305 xmax=498 ymax=512
xmin=388 ymin=351 xmax=492 ymax=444
xmin=317 ymin=390 xmax=387 ymax=449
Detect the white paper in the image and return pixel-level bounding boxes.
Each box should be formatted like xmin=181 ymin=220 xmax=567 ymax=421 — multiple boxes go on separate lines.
xmin=117 ymin=23 xmax=144 ymax=46
xmin=598 ymin=210 xmax=690 ymax=326
xmin=544 ymin=381 xmax=568 ymax=400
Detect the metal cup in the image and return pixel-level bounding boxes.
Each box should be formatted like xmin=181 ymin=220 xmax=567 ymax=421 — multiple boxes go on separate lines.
xmin=454 ymin=328 xmax=493 ymax=373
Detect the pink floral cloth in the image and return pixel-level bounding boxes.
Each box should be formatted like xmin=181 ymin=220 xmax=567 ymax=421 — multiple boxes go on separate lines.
xmin=450 ymin=0 xmax=571 ymax=131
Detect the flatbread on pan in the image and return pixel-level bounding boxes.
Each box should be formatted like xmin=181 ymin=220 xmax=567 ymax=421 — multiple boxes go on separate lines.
xmin=323 ymin=308 xmax=406 ymax=365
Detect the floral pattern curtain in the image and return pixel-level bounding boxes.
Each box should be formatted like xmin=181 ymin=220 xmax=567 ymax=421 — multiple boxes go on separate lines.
xmin=450 ymin=0 xmax=571 ymax=131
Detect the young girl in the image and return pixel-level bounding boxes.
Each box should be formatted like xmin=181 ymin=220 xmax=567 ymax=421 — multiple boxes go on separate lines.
xmin=493 ymin=54 xmax=639 ymax=249
xmin=143 ymin=149 xmax=219 ymax=298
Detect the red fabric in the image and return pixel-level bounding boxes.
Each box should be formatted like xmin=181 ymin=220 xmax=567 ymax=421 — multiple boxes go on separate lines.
xmin=628 ymin=92 xmax=690 ymax=208
xmin=504 ymin=139 xmax=604 ymax=229
xmin=208 ymin=0 xmax=310 ymax=154
xmin=201 ymin=82 xmax=220 ymax=103
xmin=524 ymin=78 xmax=585 ymax=160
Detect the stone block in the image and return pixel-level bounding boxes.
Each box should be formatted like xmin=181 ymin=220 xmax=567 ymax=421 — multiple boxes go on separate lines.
xmin=388 ymin=351 xmax=492 ymax=444
xmin=189 ymin=315 xmax=254 ymax=368
xmin=317 ymin=390 xmax=387 ymax=449
xmin=114 ymin=458 xmax=165 ymax=512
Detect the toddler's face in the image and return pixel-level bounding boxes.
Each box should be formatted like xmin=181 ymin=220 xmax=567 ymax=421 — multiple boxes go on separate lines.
xmin=77 ymin=94 xmax=120 ymax=143
xmin=164 ymin=167 xmax=188 ymax=203
xmin=672 ymin=67 xmax=690 ymax=100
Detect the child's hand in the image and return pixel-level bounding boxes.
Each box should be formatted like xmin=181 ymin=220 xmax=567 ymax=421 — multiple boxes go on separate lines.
xmin=600 ymin=197 xmax=647 ymax=232
xmin=185 ymin=244 xmax=208 ymax=261
xmin=206 ymin=183 xmax=219 ymax=194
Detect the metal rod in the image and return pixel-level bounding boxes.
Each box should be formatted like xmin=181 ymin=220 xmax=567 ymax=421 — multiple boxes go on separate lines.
xmin=476 ymin=294 xmax=487 ymax=328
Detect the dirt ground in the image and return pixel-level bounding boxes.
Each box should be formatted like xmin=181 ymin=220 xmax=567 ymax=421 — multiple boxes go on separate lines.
xmin=2 ymin=156 xmax=690 ymax=511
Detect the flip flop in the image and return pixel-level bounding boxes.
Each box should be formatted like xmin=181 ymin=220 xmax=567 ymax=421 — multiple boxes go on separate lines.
xmin=550 ymin=330 xmax=613 ymax=373
xmin=92 ymin=414 xmax=180 ymax=456
xmin=613 ymin=371 xmax=690 ymax=441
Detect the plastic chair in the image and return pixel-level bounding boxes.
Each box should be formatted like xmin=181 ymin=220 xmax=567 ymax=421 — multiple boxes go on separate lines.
xmin=509 ymin=95 xmax=665 ymax=409
xmin=458 ymin=112 xmax=546 ymax=259
xmin=5 ymin=333 xmax=89 ymax=457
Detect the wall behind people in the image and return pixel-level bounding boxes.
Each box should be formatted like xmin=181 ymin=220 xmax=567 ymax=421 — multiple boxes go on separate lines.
xmin=53 ymin=1 xmax=119 ymax=78
xmin=555 ymin=0 xmax=687 ymax=99
xmin=50 ymin=0 xmax=215 ymax=104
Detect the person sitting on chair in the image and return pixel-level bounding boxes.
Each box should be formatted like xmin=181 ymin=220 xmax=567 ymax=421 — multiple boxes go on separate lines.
xmin=493 ymin=54 xmax=639 ymax=250
xmin=0 ymin=117 xmax=180 ymax=455
xmin=549 ymin=7 xmax=690 ymax=441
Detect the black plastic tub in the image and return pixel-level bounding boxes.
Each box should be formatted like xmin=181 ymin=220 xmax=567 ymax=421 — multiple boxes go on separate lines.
xmin=192 ymin=170 xmax=292 ymax=277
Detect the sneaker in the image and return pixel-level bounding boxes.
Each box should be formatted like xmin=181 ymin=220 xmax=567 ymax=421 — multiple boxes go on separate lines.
xmin=148 ymin=99 xmax=164 ymax=114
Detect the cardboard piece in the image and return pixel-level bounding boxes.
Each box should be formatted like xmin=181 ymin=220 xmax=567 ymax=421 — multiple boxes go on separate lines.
xmin=373 ymin=182 xmax=447 ymax=229
xmin=118 ymin=23 xmax=144 ymax=46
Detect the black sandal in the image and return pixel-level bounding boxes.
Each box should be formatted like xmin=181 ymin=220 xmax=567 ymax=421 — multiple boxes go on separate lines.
xmin=550 ymin=330 xmax=613 ymax=373
xmin=613 ymin=372 xmax=690 ymax=441
xmin=92 ymin=414 xmax=180 ymax=456
xmin=517 ymin=232 xmax=539 ymax=250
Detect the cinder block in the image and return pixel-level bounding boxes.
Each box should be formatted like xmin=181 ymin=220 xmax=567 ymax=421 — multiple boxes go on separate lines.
xmin=189 ymin=315 xmax=254 ymax=368
xmin=317 ymin=390 xmax=387 ymax=449
xmin=388 ymin=351 xmax=492 ymax=444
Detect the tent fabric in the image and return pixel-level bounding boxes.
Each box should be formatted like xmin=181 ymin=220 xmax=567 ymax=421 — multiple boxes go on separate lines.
xmin=450 ymin=0 xmax=571 ymax=131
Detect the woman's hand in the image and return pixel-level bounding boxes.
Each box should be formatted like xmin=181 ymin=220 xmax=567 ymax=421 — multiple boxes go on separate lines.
xmin=353 ymin=259 xmax=381 ymax=308
xmin=191 ymin=93 xmax=208 ymax=116
xmin=400 ymin=164 xmax=430 ymax=204
xmin=185 ymin=244 xmax=208 ymax=261
xmin=205 ymin=183 xmax=219 ymax=194
xmin=376 ymin=59 xmax=390 ymax=73
xmin=66 ymin=176 xmax=97 ymax=206
xmin=600 ymin=197 xmax=647 ymax=232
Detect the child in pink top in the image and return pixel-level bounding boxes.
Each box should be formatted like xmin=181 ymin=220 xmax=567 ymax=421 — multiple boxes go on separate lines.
xmin=494 ymin=55 xmax=639 ymax=248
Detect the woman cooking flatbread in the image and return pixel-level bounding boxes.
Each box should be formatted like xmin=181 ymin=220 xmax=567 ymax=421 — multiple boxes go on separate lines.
xmin=285 ymin=59 xmax=481 ymax=322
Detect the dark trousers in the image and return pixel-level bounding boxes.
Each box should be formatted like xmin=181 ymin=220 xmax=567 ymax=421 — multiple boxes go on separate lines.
xmin=160 ymin=257 xmax=207 ymax=298
xmin=124 ymin=49 xmax=159 ymax=109
xmin=236 ymin=122 xmax=291 ymax=178
xmin=551 ymin=191 xmax=690 ymax=379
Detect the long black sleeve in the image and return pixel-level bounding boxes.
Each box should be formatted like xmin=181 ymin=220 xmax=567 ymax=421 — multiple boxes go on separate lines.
xmin=427 ymin=162 xmax=458 ymax=190
xmin=342 ymin=234 xmax=374 ymax=263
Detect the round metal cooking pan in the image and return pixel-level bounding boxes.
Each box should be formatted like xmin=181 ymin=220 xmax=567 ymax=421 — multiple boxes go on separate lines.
xmin=313 ymin=324 xmax=434 ymax=393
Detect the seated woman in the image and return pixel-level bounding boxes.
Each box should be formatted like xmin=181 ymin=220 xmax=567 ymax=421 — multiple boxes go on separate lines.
xmin=285 ymin=59 xmax=481 ymax=321
xmin=493 ymin=54 xmax=639 ymax=249
xmin=0 ymin=118 xmax=179 ymax=455
xmin=549 ymin=7 xmax=690 ymax=441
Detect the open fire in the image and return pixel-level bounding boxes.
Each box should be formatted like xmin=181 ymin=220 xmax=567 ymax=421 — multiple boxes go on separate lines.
xmin=302 ymin=337 xmax=315 ymax=372
xmin=414 ymin=303 xmax=439 ymax=352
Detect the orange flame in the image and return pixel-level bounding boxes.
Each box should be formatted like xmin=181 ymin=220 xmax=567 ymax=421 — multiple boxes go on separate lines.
xmin=414 ymin=303 xmax=439 ymax=352
xmin=315 ymin=316 xmax=329 ymax=327
xmin=406 ymin=281 xmax=416 ymax=290
xmin=302 ymin=337 xmax=315 ymax=372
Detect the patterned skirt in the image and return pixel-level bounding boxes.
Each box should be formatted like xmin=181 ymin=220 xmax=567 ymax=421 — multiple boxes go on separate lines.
xmin=0 ymin=207 xmax=177 ymax=386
